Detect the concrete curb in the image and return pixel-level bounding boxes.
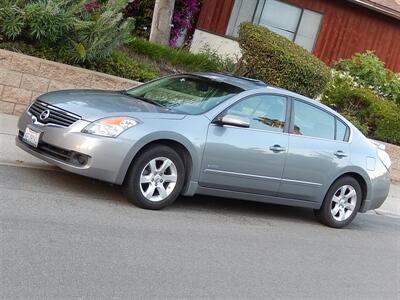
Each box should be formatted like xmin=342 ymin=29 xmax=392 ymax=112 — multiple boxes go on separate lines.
xmin=372 ymin=209 xmax=400 ymax=219
xmin=0 ymin=161 xmax=60 ymax=171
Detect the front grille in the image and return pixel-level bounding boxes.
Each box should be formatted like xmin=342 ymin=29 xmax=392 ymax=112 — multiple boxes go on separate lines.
xmin=29 ymin=100 xmax=81 ymax=127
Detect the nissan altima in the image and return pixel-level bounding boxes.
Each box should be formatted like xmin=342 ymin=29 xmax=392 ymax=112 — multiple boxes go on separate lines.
xmin=16 ymin=72 xmax=391 ymax=228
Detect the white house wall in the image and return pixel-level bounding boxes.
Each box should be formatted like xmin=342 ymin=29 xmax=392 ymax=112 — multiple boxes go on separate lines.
xmin=190 ymin=29 xmax=242 ymax=60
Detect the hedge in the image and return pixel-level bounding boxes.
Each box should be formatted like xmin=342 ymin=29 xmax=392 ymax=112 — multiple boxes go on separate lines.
xmin=322 ymin=70 xmax=400 ymax=145
xmin=334 ymin=51 xmax=400 ymax=105
xmin=124 ymin=38 xmax=235 ymax=73
xmin=237 ymin=22 xmax=331 ymax=98
xmin=0 ymin=42 xmax=159 ymax=82
xmin=88 ymin=51 xmax=158 ymax=82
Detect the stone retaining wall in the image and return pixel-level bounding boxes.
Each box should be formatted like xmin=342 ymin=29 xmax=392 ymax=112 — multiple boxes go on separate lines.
xmin=381 ymin=142 xmax=400 ymax=183
xmin=0 ymin=49 xmax=139 ymax=116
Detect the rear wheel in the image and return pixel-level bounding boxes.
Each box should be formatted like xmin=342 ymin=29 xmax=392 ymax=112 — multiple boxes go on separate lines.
xmin=315 ymin=176 xmax=362 ymax=228
xmin=125 ymin=145 xmax=185 ymax=210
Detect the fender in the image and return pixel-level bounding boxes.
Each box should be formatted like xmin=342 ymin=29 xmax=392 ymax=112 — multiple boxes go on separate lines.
xmin=115 ymin=131 xmax=201 ymax=185
xmin=321 ymin=165 xmax=372 ymax=204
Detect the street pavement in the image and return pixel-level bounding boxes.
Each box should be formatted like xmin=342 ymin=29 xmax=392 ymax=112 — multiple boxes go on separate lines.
xmin=1 ymin=113 xmax=399 ymax=299
xmin=0 ymin=164 xmax=399 ymax=299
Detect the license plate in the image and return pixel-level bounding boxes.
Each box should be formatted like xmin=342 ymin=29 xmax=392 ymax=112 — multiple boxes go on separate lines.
xmin=23 ymin=127 xmax=41 ymax=148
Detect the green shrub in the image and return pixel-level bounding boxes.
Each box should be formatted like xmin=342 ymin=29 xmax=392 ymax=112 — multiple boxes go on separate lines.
xmin=199 ymin=45 xmax=237 ymax=73
xmin=0 ymin=42 xmax=158 ymax=83
xmin=237 ymin=22 xmax=331 ymax=98
xmin=123 ymin=0 xmax=155 ymax=39
xmin=334 ymin=51 xmax=400 ymax=104
xmin=66 ymin=0 xmax=135 ymax=63
xmin=0 ymin=41 xmax=62 ymax=61
xmin=125 ymin=38 xmax=234 ymax=72
xmin=23 ymin=1 xmax=74 ymax=42
xmin=0 ymin=1 xmax=74 ymax=42
xmin=0 ymin=0 xmax=134 ymax=64
xmin=322 ymin=70 xmax=400 ymax=144
xmin=0 ymin=3 xmax=24 ymax=40
xmin=89 ymin=50 xmax=158 ymax=82
xmin=374 ymin=112 xmax=400 ymax=145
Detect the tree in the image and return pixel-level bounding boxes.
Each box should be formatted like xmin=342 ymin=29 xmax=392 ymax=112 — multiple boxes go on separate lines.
xmin=149 ymin=0 xmax=175 ymax=45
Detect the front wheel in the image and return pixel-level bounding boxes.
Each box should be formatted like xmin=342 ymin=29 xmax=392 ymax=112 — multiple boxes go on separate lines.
xmin=315 ymin=176 xmax=362 ymax=228
xmin=125 ymin=145 xmax=185 ymax=210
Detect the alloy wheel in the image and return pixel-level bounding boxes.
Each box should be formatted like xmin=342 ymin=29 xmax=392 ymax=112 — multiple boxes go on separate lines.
xmin=139 ymin=157 xmax=178 ymax=202
xmin=330 ymin=185 xmax=357 ymax=222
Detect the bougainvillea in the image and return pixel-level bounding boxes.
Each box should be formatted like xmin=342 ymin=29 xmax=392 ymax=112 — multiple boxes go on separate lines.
xmin=169 ymin=0 xmax=201 ymax=48
xmin=123 ymin=0 xmax=202 ymax=47
xmin=85 ymin=0 xmax=99 ymax=11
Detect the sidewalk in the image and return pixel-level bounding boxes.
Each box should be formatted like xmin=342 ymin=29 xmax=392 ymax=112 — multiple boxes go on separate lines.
xmin=0 ymin=113 xmax=398 ymax=217
xmin=0 ymin=113 xmax=57 ymax=171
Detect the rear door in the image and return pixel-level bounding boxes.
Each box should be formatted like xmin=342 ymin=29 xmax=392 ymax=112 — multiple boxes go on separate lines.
xmin=199 ymin=94 xmax=289 ymax=196
xmin=278 ymin=99 xmax=351 ymax=202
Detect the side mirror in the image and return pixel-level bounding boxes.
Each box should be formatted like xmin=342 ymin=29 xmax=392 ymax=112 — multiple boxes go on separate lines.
xmin=216 ymin=114 xmax=250 ymax=128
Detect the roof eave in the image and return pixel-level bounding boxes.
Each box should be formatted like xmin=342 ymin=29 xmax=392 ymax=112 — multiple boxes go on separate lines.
xmin=347 ymin=0 xmax=400 ymax=20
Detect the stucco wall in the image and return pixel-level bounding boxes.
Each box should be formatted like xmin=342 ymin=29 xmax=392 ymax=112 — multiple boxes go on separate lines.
xmin=190 ymin=29 xmax=241 ymax=60
xmin=0 ymin=49 xmax=139 ymax=116
xmin=381 ymin=141 xmax=400 ymax=183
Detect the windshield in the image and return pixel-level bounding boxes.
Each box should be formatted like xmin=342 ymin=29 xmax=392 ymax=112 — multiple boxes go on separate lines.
xmin=125 ymin=75 xmax=243 ymax=114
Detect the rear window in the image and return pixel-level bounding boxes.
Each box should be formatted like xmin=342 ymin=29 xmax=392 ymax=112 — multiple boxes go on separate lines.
xmin=336 ymin=119 xmax=349 ymax=141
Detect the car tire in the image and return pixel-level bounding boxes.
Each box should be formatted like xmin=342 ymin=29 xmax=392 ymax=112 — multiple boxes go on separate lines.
xmin=124 ymin=145 xmax=185 ymax=210
xmin=314 ymin=176 xmax=362 ymax=228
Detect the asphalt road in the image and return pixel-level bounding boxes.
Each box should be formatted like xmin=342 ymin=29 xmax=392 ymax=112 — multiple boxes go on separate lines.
xmin=0 ymin=165 xmax=399 ymax=299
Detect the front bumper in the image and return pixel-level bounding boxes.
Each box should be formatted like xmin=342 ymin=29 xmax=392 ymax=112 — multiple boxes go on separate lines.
xmin=16 ymin=111 xmax=133 ymax=184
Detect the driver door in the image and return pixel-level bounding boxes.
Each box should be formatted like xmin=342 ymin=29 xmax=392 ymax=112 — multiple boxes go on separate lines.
xmin=199 ymin=94 xmax=289 ymax=196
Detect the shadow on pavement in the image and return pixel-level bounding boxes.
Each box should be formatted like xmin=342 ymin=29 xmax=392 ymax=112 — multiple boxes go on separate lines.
xmin=173 ymin=194 xmax=317 ymax=225
xmin=4 ymin=164 xmax=398 ymax=230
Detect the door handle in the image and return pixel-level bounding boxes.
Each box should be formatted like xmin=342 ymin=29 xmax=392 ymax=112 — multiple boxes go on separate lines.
xmin=334 ymin=150 xmax=348 ymax=158
xmin=270 ymin=144 xmax=286 ymax=153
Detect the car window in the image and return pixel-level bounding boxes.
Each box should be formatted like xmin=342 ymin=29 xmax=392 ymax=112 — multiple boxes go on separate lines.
xmin=126 ymin=75 xmax=243 ymax=114
xmin=336 ymin=119 xmax=348 ymax=141
xmin=292 ymin=100 xmax=335 ymax=140
xmin=226 ymin=94 xmax=287 ymax=132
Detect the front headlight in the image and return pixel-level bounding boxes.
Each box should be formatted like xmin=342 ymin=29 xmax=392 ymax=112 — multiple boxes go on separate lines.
xmin=82 ymin=117 xmax=139 ymax=137
xmin=377 ymin=149 xmax=391 ymax=170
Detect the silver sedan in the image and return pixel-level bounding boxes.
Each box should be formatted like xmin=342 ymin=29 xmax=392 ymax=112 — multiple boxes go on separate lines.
xmin=16 ymin=73 xmax=391 ymax=228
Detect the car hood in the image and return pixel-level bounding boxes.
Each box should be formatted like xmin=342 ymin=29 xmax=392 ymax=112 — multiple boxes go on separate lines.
xmin=37 ymin=89 xmax=186 ymax=121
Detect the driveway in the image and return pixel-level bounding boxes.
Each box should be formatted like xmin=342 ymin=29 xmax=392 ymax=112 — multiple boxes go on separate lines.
xmin=1 ymin=164 xmax=399 ymax=299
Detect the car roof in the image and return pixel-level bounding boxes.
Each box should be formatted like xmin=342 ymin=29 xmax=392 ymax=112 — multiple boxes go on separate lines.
xmin=193 ymin=72 xmax=268 ymax=90
xmin=190 ymin=72 xmax=351 ymax=124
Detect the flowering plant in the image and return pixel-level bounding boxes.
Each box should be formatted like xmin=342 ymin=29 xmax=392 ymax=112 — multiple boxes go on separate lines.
xmin=334 ymin=51 xmax=400 ymax=104
xmin=169 ymin=0 xmax=201 ymax=48
xmin=85 ymin=0 xmax=99 ymax=11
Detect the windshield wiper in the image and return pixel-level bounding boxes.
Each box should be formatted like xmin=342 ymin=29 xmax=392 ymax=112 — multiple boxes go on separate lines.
xmin=120 ymin=90 xmax=165 ymax=108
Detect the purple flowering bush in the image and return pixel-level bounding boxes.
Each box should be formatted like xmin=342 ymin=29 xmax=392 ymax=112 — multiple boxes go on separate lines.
xmin=85 ymin=1 xmax=99 ymax=11
xmin=169 ymin=0 xmax=201 ymax=48
xmin=123 ymin=0 xmax=202 ymax=47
